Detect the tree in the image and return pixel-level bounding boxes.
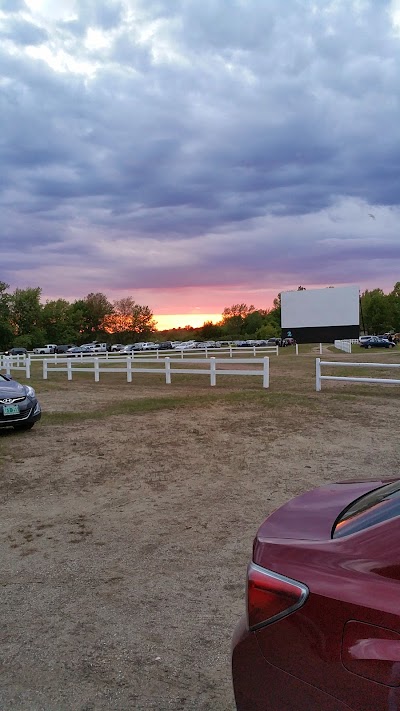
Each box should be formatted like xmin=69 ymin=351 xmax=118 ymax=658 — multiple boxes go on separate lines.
xmin=10 ymin=287 xmax=42 ymax=335
xmin=9 ymin=287 xmax=46 ymax=348
xmin=360 ymin=289 xmax=391 ymax=334
xmin=131 ymin=303 xmax=157 ymax=335
xmin=268 ymin=293 xmax=281 ymax=330
xmin=73 ymin=293 xmax=114 ymax=337
xmin=198 ymin=321 xmax=223 ymax=341
xmin=222 ymin=304 xmax=256 ymax=320
xmin=42 ymin=299 xmax=77 ymax=344
xmin=0 ymin=282 xmax=13 ymax=350
xmin=242 ymin=310 xmax=265 ymax=337
xmin=102 ymin=298 xmax=156 ymax=338
xmin=388 ymin=282 xmax=400 ymax=333
xmin=220 ymin=304 xmax=254 ymax=338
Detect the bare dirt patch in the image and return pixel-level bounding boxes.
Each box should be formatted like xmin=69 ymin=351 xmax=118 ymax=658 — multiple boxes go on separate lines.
xmin=0 ymin=351 xmax=399 ymax=710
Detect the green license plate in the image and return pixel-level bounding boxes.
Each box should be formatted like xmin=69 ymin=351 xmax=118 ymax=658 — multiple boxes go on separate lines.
xmin=3 ymin=405 xmax=20 ymax=416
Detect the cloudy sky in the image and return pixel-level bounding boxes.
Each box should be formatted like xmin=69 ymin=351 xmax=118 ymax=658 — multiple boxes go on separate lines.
xmin=1 ymin=0 xmax=400 ymax=326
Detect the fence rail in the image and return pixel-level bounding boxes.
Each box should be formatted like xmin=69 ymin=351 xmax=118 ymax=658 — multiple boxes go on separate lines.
xmin=316 ymin=358 xmax=400 ymax=391
xmin=42 ymin=356 xmax=270 ymax=388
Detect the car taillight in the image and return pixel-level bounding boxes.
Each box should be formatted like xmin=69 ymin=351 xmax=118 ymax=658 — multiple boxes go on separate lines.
xmin=247 ymin=563 xmax=309 ymax=631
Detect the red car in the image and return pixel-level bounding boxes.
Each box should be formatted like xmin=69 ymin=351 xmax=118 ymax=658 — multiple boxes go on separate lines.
xmin=232 ymin=479 xmax=400 ymax=711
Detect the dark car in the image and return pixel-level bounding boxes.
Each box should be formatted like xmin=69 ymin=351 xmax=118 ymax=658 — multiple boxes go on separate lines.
xmin=4 ymin=347 xmax=28 ymax=356
xmin=0 ymin=373 xmax=41 ymax=430
xmin=232 ymin=478 xmax=400 ymax=711
xmin=158 ymin=342 xmax=173 ymax=350
xmin=55 ymin=344 xmax=75 ymax=354
xmin=360 ymin=336 xmax=395 ymax=349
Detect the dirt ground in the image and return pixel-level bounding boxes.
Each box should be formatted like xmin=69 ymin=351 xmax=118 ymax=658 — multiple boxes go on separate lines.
xmin=1 ymin=349 xmax=399 ymax=710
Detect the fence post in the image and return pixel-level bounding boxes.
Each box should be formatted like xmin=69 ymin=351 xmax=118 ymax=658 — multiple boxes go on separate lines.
xmin=263 ymin=357 xmax=269 ymax=388
xmin=67 ymin=359 xmax=72 ymax=381
xmin=5 ymin=357 xmax=11 ymax=375
xmin=26 ymin=358 xmax=31 ymax=379
xmin=127 ymin=358 xmax=132 ymax=383
xmin=210 ymin=357 xmax=216 ymax=386
xmin=43 ymin=360 xmax=48 ymax=380
xmin=296 ymin=343 xmax=299 ymax=356
xmin=319 ymin=342 xmax=323 ymax=355
xmin=94 ymin=358 xmax=100 ymax=382
xmin=165 ymin=357 xmax=171 ymax=384
xmin=276 ymin=346 xmax=279 ymax=356
xmin=229 ymin=345 xmax=232 ymax=358
xmin=316 ymin=358 xmax=321 ymax=392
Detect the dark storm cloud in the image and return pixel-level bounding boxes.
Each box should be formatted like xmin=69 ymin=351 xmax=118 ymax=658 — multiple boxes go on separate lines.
xmin=1 ymin=0 xmax=400 ymax=300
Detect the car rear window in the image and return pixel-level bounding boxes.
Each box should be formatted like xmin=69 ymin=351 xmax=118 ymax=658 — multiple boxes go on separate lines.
xmin=332 ymin=481 xmax=400 ymax=538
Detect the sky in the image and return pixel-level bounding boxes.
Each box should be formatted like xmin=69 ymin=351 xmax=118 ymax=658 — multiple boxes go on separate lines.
xmin=1 ymin=0 xmax=400 ymax=329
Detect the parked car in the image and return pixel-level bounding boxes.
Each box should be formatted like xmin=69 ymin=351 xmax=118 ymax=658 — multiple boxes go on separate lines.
xmin=55 ymin=344 xmax=75 ymax=354
xmin=232 ymin=478 xmax=400 ymax=711
xmin=4 ymin=347 xmax=28 ymax=356
xmin=111 ymin=344 xmax=125 ymax=352
xmin=142 ymin=342 xmax=159 ymax=350
xmin=66 ymin=346 xmax=94 ymax=357
xmin=33 ymin=344 xmax=57 ymax=354
xmin=173 ymin=341 xmax=196 ymax=350
xmin=359 ymin=335 xmax=372 ymax=345
xmin=360 ymin=336 xmax=395 ymax=349
xmin=0 ymin=373 xmax=41 ymax=430
xmin=158 ymin=342 xmax=173 ymax=350
xmin=84 ymin=342 xmax=108 ymax=353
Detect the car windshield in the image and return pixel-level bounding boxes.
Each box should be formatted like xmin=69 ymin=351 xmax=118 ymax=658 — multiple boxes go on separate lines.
xmin=332 ymin=481 xmax=400 ymax=538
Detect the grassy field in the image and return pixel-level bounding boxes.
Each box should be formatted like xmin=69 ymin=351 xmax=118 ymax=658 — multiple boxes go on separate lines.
xmin=1 ymin=345 xmax=399 ymax=710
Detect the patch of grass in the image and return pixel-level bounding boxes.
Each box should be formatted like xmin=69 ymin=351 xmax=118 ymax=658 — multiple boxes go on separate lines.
xmin=43 ymin=388 xmax=317 ymax=425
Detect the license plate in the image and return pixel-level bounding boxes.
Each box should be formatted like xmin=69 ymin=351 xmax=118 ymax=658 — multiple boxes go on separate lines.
xmin=3 ymin=405 xmax=20 ymax=416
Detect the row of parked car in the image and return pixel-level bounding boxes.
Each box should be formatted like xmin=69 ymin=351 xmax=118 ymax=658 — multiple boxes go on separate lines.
xmin=3 ymin=338 xmax=295 ymax=357
xmin=109 ymin=338 xmax=294 ymax=352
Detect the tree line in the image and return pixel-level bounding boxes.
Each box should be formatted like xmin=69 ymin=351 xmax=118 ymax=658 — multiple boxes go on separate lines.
xmin=1 ymin=282 xmax=399 ymax=351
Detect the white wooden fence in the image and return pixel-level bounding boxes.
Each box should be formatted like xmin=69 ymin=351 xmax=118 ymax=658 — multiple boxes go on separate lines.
xmin=334 ymin=340 xmax=352 ymax=353
xmin=42 ymin=356 xmax=270 ymax=388
xmin=316 ymin=358 xmax=400 ymax=391
xmin=0 ymin=356 xmax=31 ymax=378
xmin=29 ymin=345 xmax=278 ymax=360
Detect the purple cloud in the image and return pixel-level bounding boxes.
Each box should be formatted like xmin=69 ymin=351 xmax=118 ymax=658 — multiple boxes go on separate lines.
xmin=1 ymin=0 xmax=400 ymax=310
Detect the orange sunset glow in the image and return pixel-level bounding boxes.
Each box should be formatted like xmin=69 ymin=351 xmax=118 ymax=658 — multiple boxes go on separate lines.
xmin=154 ymin=313 xmax=222 ymax=330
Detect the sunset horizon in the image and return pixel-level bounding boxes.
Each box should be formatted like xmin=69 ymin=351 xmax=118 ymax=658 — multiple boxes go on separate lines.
xmin=154 ymin=313 xmax=223 ymax=331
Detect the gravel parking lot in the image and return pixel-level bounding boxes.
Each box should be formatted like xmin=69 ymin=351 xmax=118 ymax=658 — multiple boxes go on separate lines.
xmin=1 ymin=350 xmax=399 ymax=710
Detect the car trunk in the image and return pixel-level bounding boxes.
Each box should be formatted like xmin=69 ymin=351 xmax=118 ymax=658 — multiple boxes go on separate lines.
xmin=255 ymin=479 xmax=392 ymax=543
